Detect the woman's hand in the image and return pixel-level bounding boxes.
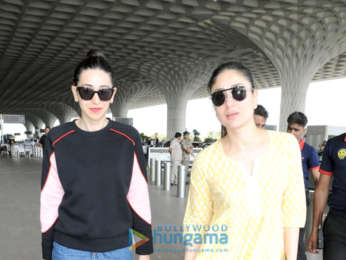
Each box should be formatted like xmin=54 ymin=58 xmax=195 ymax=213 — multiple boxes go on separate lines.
xmin=138 ymin=255 xmax=150 ymax=260
xmin=284 ymin=227 xmax=299 ymax=260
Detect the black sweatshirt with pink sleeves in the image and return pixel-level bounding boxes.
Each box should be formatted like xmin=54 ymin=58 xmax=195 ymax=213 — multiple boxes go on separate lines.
xmin=40 ymin=120 xmax=153 ymax=259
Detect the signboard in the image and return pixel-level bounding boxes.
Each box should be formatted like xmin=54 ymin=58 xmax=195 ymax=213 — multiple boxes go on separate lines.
xmin=3 ymin=114 xmax=25 ymax=124
xmin=148 ymin=147 xmax=202 ymax=165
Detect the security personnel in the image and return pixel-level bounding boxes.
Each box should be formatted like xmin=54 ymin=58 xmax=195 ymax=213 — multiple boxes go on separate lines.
xmin=308 ymin=133 xmax=346 ymax=259
xmin=287 ymin=112 xmax=320 ymax=260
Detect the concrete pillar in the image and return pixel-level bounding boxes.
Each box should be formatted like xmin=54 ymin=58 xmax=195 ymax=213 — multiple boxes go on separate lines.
xmin=278 ymin=68 xmax=315 ymax=131
xmin=110 ymin=100 xmax=132 ymax=125
xmin=110 ymin=101 xmax=128 ymax=118
xmin=25 ymin=113 xmax=45 ymax=135
xmin=46 ymin=103 xmax=79 ymax=125
xmin=38 ymin=112 xmax=57 ymax=129
xmin=24 ymin=120 xmax=35 ymax=138
xmin=166 ymin=93 xmax=190 ymax=139
xmin=138 ymin=56 xmax=216 ymax=139
xmin=217 ymin=3 xmax=346 ymax=131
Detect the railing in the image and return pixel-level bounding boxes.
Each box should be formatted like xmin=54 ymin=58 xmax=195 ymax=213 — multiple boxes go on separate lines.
xmin=6 ymin=144 xmax=43 ymax=159
xmin=149 ymin=159 xmax=191 ymax=198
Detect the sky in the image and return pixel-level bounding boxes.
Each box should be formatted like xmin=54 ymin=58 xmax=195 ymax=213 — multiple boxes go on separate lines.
xmin=2 ymin=77 xmax=346 ymax=140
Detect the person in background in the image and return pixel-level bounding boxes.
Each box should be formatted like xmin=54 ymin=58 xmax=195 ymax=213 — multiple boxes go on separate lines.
xmin=39 ymin=127 xmax=50 ymax=149
xmin=40 ymin=49 xmax=153 ymax=260
xmin=308 ymin=132 xmax=346 ymax=259
xmin=184 ymin=61 xmax=306 ymax=260
xmin=254 ymin=104 xmax=268 ymax=128
xmin=318 ymin=140 xmax=327 ymax=157
xmin=287 ymin=112 xmax=320 ymax=185
xmin=153 ymin=133 xmax=159 ymax=147
xmin=287 ymin=111 xmax=320 ymax=260
xmin=169 ymin=132 xmax=182 ymax=185
xmin=8 ymin=139 xmax=14 ymax=158
xmin=181 ymin=131 xmax=193 ymax=168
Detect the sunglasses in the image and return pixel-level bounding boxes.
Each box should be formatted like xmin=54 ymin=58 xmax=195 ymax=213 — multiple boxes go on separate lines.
xmin=76 ymin=86 xmax=114 ymax=101
xmin=211 ymin=85 xmax=250 ymax=106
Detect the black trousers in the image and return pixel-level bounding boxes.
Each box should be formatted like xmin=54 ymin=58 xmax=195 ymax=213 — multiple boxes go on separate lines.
xmin=297 ymin=226 xmax=307 ymax=260
xmin=323 ymin=209 xmax=346 ymax=260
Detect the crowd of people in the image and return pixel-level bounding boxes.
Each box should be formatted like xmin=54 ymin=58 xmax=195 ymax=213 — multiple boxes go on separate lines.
xmin=0 ymin=126 xmax=50 ymax=158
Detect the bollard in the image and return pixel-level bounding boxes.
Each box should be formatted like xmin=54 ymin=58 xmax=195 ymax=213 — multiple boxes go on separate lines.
xmin=155 ymin=160 xmax=161 ymax=186
xmin=177 ymin=165 xmax=186 ymax=198
xmin=163 ymin=162 xmax=171 ymax=191
xmin=150 ymin=158 xmax=155 ymax=184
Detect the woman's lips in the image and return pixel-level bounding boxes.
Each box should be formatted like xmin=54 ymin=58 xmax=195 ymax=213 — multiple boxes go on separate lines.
xmin=226 ymin=112 xmax=239 ymax=120
xmin=89 ymin=108 xmax=102 ymax=113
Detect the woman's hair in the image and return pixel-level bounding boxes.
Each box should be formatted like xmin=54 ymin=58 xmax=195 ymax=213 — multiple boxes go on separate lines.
xmin=207 ymin=61 xmax=255 ymax=91
xmin=73 ymin=49 xmax=113 ymax=85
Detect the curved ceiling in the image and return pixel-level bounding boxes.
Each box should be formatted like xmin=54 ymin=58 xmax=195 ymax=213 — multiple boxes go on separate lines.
xmin=0 ymin=0 xmax=345 ymax=116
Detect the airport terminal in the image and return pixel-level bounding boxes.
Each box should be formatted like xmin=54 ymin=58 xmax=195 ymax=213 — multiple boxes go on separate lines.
xmin=1 ymin=0 xmax=346 ymax=259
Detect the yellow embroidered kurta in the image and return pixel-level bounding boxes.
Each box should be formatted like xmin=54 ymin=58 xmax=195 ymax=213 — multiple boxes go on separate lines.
xmin=183 ymin=131 xmax=306 ymax=260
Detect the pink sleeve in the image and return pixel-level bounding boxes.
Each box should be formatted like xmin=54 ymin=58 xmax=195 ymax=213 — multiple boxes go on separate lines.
xmin=40 ymin=152 xmax=65 ymax=232
xmin=127 ymin=152 xmax=151 ymax=224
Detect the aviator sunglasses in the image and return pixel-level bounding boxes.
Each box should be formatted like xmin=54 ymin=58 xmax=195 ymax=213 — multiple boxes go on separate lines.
xmin=211 ymin=85 xmax=252 ymax=106
xmin=76 ymin=86 xmax=114 ymax=101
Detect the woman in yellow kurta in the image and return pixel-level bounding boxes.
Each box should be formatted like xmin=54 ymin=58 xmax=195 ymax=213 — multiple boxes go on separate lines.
xmin=183 ymin=62 xmax=306 ymax=260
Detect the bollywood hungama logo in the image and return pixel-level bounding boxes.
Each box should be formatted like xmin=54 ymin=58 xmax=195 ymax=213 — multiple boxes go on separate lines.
xmin=129 ymin=229 xmax=150 ymax=251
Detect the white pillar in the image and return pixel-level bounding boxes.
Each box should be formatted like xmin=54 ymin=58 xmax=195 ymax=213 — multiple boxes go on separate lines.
xmin=278 ymin=67 xmax=315 ymax=131
xmin=24 ymin=120 xmax=35 ymax=138
xmin=110 ymin=101 xmax=129 ymax=118
xmin=166 ymin=95 xmax=189 ymax=139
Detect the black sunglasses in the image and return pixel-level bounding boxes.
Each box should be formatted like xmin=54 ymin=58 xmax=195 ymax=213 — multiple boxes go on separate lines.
xmin=211 ymin=85 xmax=250 ymax=106
xmin=76 ymin=86 xmax=114 ymax=101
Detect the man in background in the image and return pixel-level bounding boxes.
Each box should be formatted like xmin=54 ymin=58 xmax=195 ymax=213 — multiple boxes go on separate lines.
xmin=181 ymin=131 xmax=193 ymax=168
xmin=287 ymin=111 xmax=320 ymax=260
xmin=254 ymin=104 xmax=268 ymax=128
xmin=39 ymin=126 xmax=50 ymax=149
xmin=308 ymin=131 xmax=346 ymax=259
xmin=169 ymin=132 xmax=182 ymax=185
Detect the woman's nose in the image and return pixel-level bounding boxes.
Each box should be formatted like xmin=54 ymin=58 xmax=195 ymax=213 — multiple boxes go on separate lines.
xmin=223 ymin=90 xmax=233 ymax=106
xmin=91 ymin=92 xmax=101 ymax=103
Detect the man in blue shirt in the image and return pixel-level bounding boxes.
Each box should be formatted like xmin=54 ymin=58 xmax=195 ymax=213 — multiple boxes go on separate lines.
xmin=287 ymin=112 xmax=320 ymax=260
xmin=308 ymin=133 xmax=346 ymax=259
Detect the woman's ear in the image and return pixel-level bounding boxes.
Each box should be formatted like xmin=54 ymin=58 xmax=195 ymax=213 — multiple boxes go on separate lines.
xmin=253 ymin=89 xmax=258 ymax=109
xmin=71 ymin=85 xmax=79 ymax=102
xmin=110 ymin=87 xmax=117 ymax=104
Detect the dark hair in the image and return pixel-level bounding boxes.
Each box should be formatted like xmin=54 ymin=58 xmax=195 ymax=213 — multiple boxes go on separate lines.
xmin=183 ymin=131 xmax=190 ymax=135
xmin=287 ymin=111 xmax=308 ymax=127
xmin=174 ymin=132 xmax=182 ymax=138
xmin=254 ymin=105 xmax=268 ymax=119
xmin=73 ymin=49 xmax=113 ymax=85
xmin=207 ymin=62 xmax=255 ymax=91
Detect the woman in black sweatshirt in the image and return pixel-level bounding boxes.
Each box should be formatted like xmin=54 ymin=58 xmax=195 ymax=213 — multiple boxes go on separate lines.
xmin=40 ymin=50 xmax=153 ymax=260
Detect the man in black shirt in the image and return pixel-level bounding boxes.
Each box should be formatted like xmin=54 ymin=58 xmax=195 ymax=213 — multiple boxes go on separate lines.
xmin=39 ymin=127 xmax=50 ymax=149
